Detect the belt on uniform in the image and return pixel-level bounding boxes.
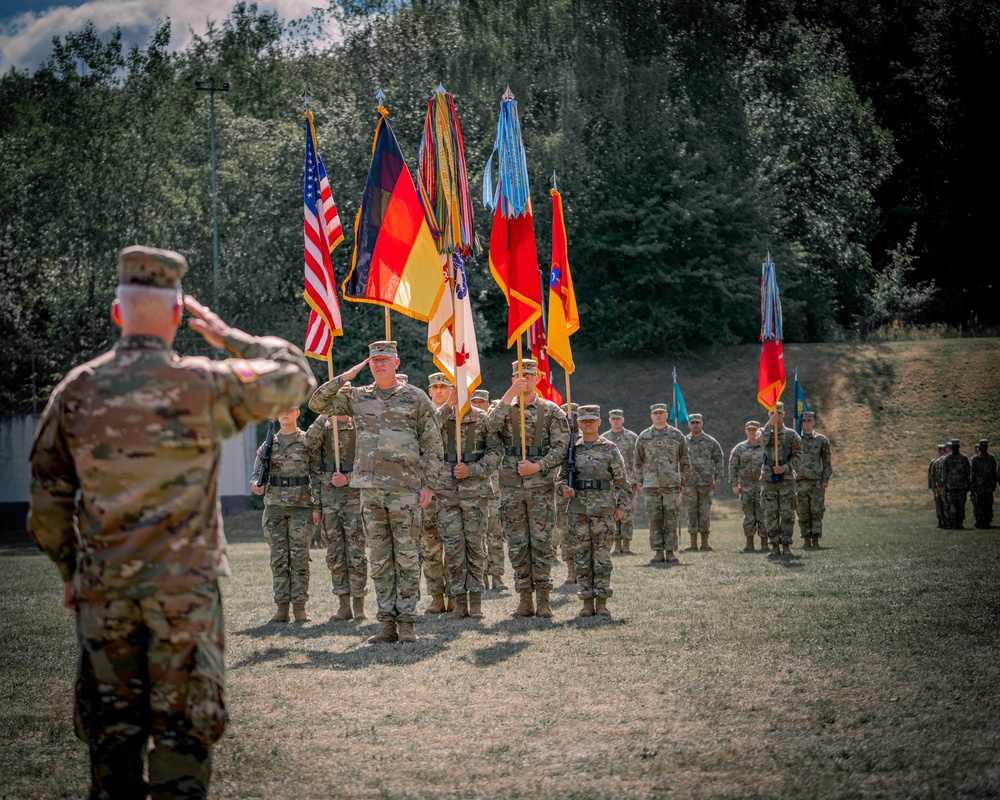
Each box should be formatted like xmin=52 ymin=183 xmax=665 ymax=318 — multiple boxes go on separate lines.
xmin=444 ymin=451 xmax=485 ymax=463
xmin=268 ymin=476 xmax=309 ymax=487
xmin=506 ymin=446 xmax=549 ymax=457
xmin=323 ymin=462 xmax=353 ymax=472
xmin=573 ymin=478 xmax=610 ymax=490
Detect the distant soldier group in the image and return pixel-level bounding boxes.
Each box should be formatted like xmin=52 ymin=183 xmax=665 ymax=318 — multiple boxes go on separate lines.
xmin=929 ymin=438 xmax=997 ymax=529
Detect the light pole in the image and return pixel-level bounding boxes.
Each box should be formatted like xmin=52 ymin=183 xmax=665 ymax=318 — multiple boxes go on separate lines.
xmin=195 ymin=77 xmax=230 ymax=315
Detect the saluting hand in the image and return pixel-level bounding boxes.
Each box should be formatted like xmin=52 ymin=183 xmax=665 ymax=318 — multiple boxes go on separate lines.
xmin=184 ymin=295 xmax=232 ymax=348
xmin=339 ymin=359 xmax=370 ymax=382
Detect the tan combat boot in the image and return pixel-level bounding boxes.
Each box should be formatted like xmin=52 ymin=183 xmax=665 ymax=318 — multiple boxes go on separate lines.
xmin=758 ymin=534 xmax=769 ymax=551
xmin=352 ymin=596 xmax=367 ymax=621
xmin=451 ymin=593 xmax=469 ymax=618
xmin=511 ymin=590 xmax=535 ymax=617
xmin=468 ymin=592 xmax=484 ymax=619
xmin=564 ymin=559 xmax=577 ymax=585
xmin=492 ymin=573 xmax=507 ymax=591
xmin=446 ymin=595 xmax=455 ymax=612
xmin=535 ymin=587 xmax=553 ymax=619
xmin=743 ymin=535 xmax=756 ymax=553
xmin=579 ymin=597 xmax=595 ymax=617
xmin=664 ymin=550 xmax=679 ymax=564
xmin=397 ymin=621 xmax=417 ymax=643
xmin=769 ymin=544 xmax=781 ymax=557
xmin=781 ymin=544 xmax=792 ymax=556
xmin=595 ymin=597 xmax=611 ymax=617
xmin=269 ymin=602 xmax=290 ymax=623
xmin=330 ymin=594 xmax=352 ymax=622
xmin=700 ymin=533 xmax=713 ymax=551
xmin=292 ymin=602 xmax=310 ymax=622
xmin=423 ymin=593 xmax=446 ymax=614
xmin=366 ymin=619 xmax=398 ymax=644
xmin=650 ymin=549 xmax=665 ymax=564
xmin=685 ymin=533 xmax=699 ymax=551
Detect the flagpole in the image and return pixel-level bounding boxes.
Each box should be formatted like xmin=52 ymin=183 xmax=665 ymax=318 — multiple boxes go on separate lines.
xmin=385 ymin=307 xmax=391 ymax=341
xmin=449 ymin=254 xmax=463 ymax=462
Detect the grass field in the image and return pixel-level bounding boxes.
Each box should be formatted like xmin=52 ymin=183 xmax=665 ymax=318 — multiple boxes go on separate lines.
xmin=4 ymin=505 xmax=1000 ymax=799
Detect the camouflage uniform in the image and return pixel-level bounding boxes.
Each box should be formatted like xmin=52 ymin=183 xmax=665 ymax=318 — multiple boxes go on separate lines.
xmin=601 ymin=421 xmax=639 ymax=551
xmin=683 ymin=421 xmax=724 ymax=549
xmin=794 ymin=420 xmax=833 ymax=543
xmin=308 ymin=373 xmax=443 ymax=624
xmin=941 ymin=441 xmax=972 ymax=529
xmin=633 ymin=418 xmax=692 ymax=559
xmin=27 ymin=244 xmax=315 ymax=800
xmin=759 ymin=418 xmax=803 ymax=547
xmin=305 ymin=415 xmax=368 ymax=603
xmin=970 ymin=441 xmax=998 ymax=528
xmin=729 ymin=428 xmax=766 ymax=549
xmin=555 ymin=403 xmax=579 ymax=580
xmin=929 ymin=446 xmax=950 ymax=528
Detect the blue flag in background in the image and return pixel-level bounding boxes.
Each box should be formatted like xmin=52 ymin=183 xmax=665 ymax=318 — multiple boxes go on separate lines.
xmin=793 ymin=367 xmax=808 ymax=434
xmin=671 ymin=368 xmax=689 ymax=429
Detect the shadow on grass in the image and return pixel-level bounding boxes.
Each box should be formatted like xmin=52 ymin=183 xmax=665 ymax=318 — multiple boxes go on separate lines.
xmin=458 ymin=639 xmax=531 ymax=667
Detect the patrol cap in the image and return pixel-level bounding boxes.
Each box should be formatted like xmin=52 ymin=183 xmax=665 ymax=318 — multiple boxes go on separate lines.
xmin=577 ymin=405 xmax=601 ymax=421
xmin=937 ymin=443 xmax=948 ymax=451
xmin=650 ymin=403 xmax=668 ymax=413
xmin=512 ymin=358 xmax=538 ymax=376
xmin=118 ymin=245 xmax=186 ymax=290
xmin=396 ymin=374 xmax=408 ymax=383
xmin=562 ymin=402 xmax=579 ymax=413
xmin=368 ymin=340 xmax=398 ymax=358
xmin=472 ymin=389 xmax=490 ymax=402
xmin=608 ymin=409 xmax=624 ymax=418
xmin=772 ymin=401 xmax=785 ymax=412
xmin=980 ymin=439 xmax=989 ymax=447
xmin=746 ymin=420 xmax=761 ymax=429
xmin=688 ymin=413 xmax=703 ymax=423
xmin=801 ymin=411 xmax=816 ymax=421
xmin=427 ymin=372 xmax=452 ymax=388
xmin=951 ymin=438 xmax=961 ymax=448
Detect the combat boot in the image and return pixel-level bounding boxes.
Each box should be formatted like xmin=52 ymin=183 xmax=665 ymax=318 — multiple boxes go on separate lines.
xmin=535 ymin=587 xmax=553 ymax=619
xmin=564 ymin=559 xmax=577 ymax=585
xmin=292 ymin=602 xmax=310 ymax=622
xmin=579 ymin=597 xmax=595 ymax=617
xmin=269 ymin=602 xmax=290 ymax=623
xmin=446 ymin=595 xmax=455 ymax=612
xmin=768 ymin=544 xmax=781 ymax=557
xmin=664 ymin=550 xmax=680 ymax=564
xmin=366 ymin=620 xmax=398 ymax=644
xmin=451 ymin=593 xmax=469 ymax=618
xmin=758 ymin=534 xmax=769 ymax=551
xmin=330 ymin=594 xmax=352 ymax=622
xmin=650 ymin=549 xmax=665 ymax=564
xmin=352 ymin=596 xmax=367 ymax=621
xmin=595 ymin=597 xmax=611 ymax=617
xmin=397 ymin=621 xmax=418 ymax=643
xmin=684 ymin=533 xmax=699 ymax=551
xmin=468 ymin=592 xmax=485 ymax=619
xmin=511 ymin=590 xmax=535 ymax=617
xmin=423 ymin=593 xmax=447 ymax=614
xmin=492 ymin=574 xmax=507 ymax=591
xmin=781 ymin=544 xmax=792 ymax=556
xmin=743 ymin=536 xmax=756 ymax=553
xmin=700 ymin=533 xmax=713 ymax=551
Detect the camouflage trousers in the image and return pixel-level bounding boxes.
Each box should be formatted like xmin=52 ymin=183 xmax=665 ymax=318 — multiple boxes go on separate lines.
xmin=684 ymin=484 xmax=713 ymax=534
xmin=761 ymin=479 xmax=797 ymax=545
xmin=945 ymin=490 xmax=967 ymax=528
xmin=501 ymin=485 xmax=556 ymax=592
xmin=321 ymin=492 xmax=368 ymax=598
xmin=614 ymin=492 xmax=636 ymax=542
xmin=420 ymin=497 xmax=450 ymax=596
xmin=972 ymin=488 xmax=994 ymax=527
xmin=74 ymin=583 xmax=227 ymax=800
xmin=739 ymin=482 xmax=765 ymax=537
xmin=262 ymin=504 xmax=312 ymax=604
xmin=485 ymin=498 xmax=506 ymax=576
xmin=361 ymin=489 xmax=422 ymax=623
xmin=437 ymin=495 xmax=488 ymax=594
xmin=934 ymin=490 xmax=949 ymax=527
xmin=567 ymin=512 xmax=614 ymax=599
xmin=554 ymin=502 xmax=572 ymax=561
xmin=795 ymin=480 xmax=827 ymax=539
xmin=645 ymin=488 xmax=682 ymax=552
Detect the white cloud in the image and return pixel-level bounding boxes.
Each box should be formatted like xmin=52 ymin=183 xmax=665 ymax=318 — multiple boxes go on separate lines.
xmin=0 ymin=0 xmax=324 ymax=74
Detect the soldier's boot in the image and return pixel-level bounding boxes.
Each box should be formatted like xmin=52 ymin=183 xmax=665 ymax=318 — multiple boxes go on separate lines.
xmin=769 ymin=543 xmax=781 ymax=557
xmin=623 ymin=539 xmax=635 ymax=554
xmin=743 ymin=535 xmax=756 ymax=553
xmin=423 ymin=593 xmax=447 ymax=615
xmin=352 ymin=596 xmax=367 ymax=621
xmin=684 ymin=533 xmax=699 ymax=551
xmin=492 ymin=573 xmax=508 ymax=591
xmin=366 ymin=620 xmax=398 ymax=645
xmin=564 ymin=560 xmax=577 ymax=585
xmin=758 ymin=534 xmax=769 ymax=551
xmin=269 ymin=602 xmax=291 ymax=623
xmin=468 ymin=592 xmax=485 ymax=619
xmin=512 ymin=590 xmax=535 ymax=617
xmin=664 ymin=550 xmax=679 ymax=563
xmin=535 ymin=587 xmax=554 ymax=619
xmin=292 ymin=602 xmax=311 ymax=622
xmin=451 ymin=593 xmax=469 ymax=619
xmin=397 ymin=621 xmax=417 ymax=643
xmin=579 ymin=597 xmax=596 ymax=617
xmin=330 ymin=594 xmax=352 ymax=622
xmin=700 ymin=533 xmax=713 ymax=551
xmin=446 ymin=595 xmax=455 ymax=612
xmin=781 ymin=543 xmax=792 ymax=556
xmin=595 ymin=596 xmax=611 ymax=617
xmin=650 ymin=549 xmax=665 ymax=564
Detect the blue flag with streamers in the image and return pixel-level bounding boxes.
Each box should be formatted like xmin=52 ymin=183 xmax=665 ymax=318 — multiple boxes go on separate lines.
xmin=793 ymin=367 xmax=808 ymax=434
xmin=671 ymin=368 xmax=689 ymax=429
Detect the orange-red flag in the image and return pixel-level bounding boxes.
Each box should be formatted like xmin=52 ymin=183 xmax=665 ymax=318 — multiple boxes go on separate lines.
xmin=488 ymin=205 xmax=542 ymax=347
xmin=546 ymin=188 xmax=579 ymax=372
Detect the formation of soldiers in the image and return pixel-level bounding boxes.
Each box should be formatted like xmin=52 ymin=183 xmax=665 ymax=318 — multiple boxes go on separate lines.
xmin=928 ymin=438 xmax=998 ymax=529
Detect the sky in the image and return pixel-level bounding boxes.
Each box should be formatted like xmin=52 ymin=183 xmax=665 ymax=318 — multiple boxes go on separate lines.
xmin=0 ymin=0 xmax=324 ymax=74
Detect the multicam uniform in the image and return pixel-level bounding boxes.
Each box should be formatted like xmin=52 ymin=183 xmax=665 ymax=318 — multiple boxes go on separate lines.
xmin=970 ymin=446 xmax=998 ymax=528
xmin=729 ymin=436 xmax=766 ymax=547
xmin=484 ymin=433 xmax=506 ymax=583
xmin=794 ymin=429 xmax=833 ymax=542
xmin=601 ymin=426 xmax=639 ymax=548
xmin=941 ymin=447 xmax=972 ymax=529
xmin=929 ymin=450 xmax=949 ymax=528
xmin=684 ymin=431 xmax=724 ymax=546
xmin=759 ymin=421 xmax=803 ymax=546
xmin=633 ymin=425 xmax=691 ymax=557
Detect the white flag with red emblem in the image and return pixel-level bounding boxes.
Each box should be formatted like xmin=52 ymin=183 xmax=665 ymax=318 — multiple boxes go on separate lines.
xmin=428 ymin=254 xmax=481 ymax=418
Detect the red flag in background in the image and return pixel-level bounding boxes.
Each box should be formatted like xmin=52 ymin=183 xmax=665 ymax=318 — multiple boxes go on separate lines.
xmin=489 ymin=206 xmax=543 ymax=347
xmin=546 ymin=187 xmax=579 ymax=373
xmin=529 ymin=314 xmax=563 ymax=406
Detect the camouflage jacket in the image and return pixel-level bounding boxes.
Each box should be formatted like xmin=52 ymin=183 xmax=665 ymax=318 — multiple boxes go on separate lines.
xmin=633 ymin=425 xmax=692 ymax=489
xmin=728 ymin=439 xmax=765 ymax=489
xmin=308 ymin=377 xmax=443 ymax=493
xmin=941 ymin=452 xmax=971 ymax=491
xmin=971 ymin=452 xmax=999 ymax=490
xmin=484 ymin=395 xmax=570 ymax=490
xmin=435 ymin=405 xmax=504 ymax=501
xmin=759 ymin=422 xmax=802 ymax=480
xmin=685 ymin=432 xmax=724 ymax=485
xmin=27 ymin=331 xmax=315 ymax=600
xmin=600 ymin=427 xmax=639 ymax=485
xmin=305 ymin=415 xmax=360 ymax=505
xmin=928 ymin=456 xmax=945 ymax=490
xmin=252 ymin=428 xmax=315 ymax=508
xmin=557 ymin=435 xmax=633 ymax=517
xmin=795 ymin=432 xmax=833 ymax=483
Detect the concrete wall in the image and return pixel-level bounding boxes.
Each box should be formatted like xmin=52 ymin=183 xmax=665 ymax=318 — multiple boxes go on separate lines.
xmin=0 ymin=415 xmax=256 ymax=530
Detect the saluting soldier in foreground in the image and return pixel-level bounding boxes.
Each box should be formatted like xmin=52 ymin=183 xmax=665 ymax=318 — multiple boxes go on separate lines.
xmin=729 ymin=420 xmax=766 ymax=552
xmin=601 ymin=408 xmax=639 ymax=554
xmin=28 ymin=245 xmax=315 ymax=800
xmin=309 ymin=341 xmax=443 ymax=644
xmin=794 ymin=411 xmax=833 ymax=548
xmin=759 ymin=402 xmax=803 ymax=557
xmin=471 ymin=389 xmax=508 ymax=590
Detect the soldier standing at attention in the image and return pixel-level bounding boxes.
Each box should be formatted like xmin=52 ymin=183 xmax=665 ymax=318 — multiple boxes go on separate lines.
xmin=929 ymin=443 xmax=950 ymax=528
xmin=308 ymin=341 xmax=443 ymax=644
xmin=421 ymin=372 xmax=453 ymax=613
xmin=729 ymin=420 xmax=766 ymax=552
xmin=306 ymin=404 xmax=369 ymax=622
xmin=558 ymin=405 xmax=633 ymax=617
xmin=557 ymin=401 xmax=580 ymax=585
xmin=27 ymin=245 xmax=314 ymax=799
xmin=602 ymin=408 xmax=639 ymax=555
xmin=435 ymin=388 xmax=504 ymax=618
xmin=484 ymin=359 xmax=570 ymax=619
xmin=941 ymin=438 xmax=972 ymax=529
xmin=634 ymin=403 xmax=691 ymax=565
xmin=471 ymin=389 xmax=507 ymax=590
xmin=759 ymin=402 xmax=803 ymax=557
xmin=794 ymin=411 xmax=833 ymax=549
xmin=252 ymin=407 xmax=315 ymax=622
xmin=683 ymin=413 xmax=724 ymax=552
xmin=970 ymin=439 xmax=998 ymax=529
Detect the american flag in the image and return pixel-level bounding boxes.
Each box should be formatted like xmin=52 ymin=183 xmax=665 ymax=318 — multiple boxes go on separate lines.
xmin=303 ymin=111 xmax=344 ymax=359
